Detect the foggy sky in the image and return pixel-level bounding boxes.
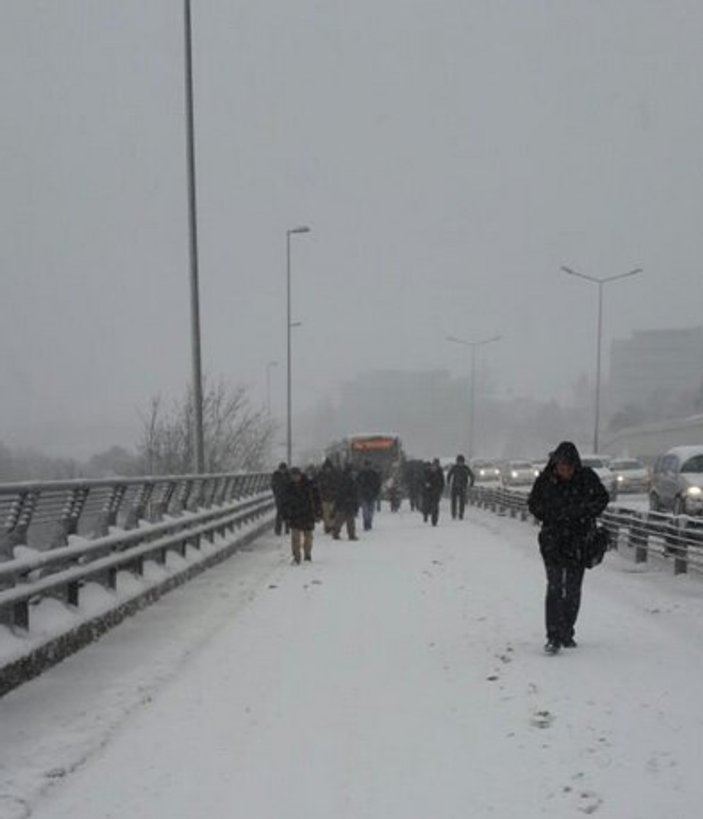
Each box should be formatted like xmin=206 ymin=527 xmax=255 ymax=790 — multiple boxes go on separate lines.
xmin=3 ymin=1 xmax=703 ymax=457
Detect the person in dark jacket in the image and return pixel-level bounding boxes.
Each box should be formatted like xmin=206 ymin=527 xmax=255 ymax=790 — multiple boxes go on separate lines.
xmin=447 ymin=454 xmax=474 ymax=520
xmin=333 ymin=464 xmax=359 ymax=540
xmin=403 ymin=459 xmax=425 ymax=511
xmin=317 ymin=458 xmax=340 ymax=534
xmin=356 ymin=460 xmax=382 ymax=531
xmin=422 ymin=459 xmax=445 ymax=526
xmin=282 ymin=467 xmax=322 ymax=563
xmin=527 ymin=441 xmax=609 ymax=654
xmin=270 ymin=462 xmax=290 ymax=536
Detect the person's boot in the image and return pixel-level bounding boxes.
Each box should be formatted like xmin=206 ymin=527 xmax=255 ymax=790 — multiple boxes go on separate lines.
xmin=544 ymin=639 xmax=561 ymax=655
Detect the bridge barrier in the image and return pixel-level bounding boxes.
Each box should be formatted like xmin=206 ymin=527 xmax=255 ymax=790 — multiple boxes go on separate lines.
xmin=0 ymin=472 xmax=268 ymax=559
xmin=467 ymin=485 xmax=703 ymax=576
xmin=0 ymin=472 xmax=274 ymax=696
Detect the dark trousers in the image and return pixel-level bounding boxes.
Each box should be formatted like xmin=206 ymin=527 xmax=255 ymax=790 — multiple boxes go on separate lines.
xmin=274 ymin=502 xmax=289 ymax=536
xmin=361 ymin=500 xmax=375 ymax=530
xmin=451 ymin=488 xmax=467 ymax=519
xmin=423 ymin=496 xmax=440 ymax=526
xmin=544 ymin=563 xmax=585 ymax=642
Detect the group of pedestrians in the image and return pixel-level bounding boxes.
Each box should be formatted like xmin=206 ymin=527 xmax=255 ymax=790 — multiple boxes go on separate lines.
xmin=270 ymin=458 xmax=384 ymax=565
xmin=415 ymin=454 xmax=475 ymax=527
xmin=272 ymin=440 xmax=611 ymax=656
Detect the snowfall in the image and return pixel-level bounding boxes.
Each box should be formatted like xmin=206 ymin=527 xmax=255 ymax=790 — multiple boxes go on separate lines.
xmin=2 ymin=500 xmax=703 ymax=819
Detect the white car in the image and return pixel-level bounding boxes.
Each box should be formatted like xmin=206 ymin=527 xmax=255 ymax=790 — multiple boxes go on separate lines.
xmin=580 ymin=455 xmax=617 ymax=501
xmin=470 ymin=459 xmax=502 ymax=483
xmin=502 ymin=460 xmax=538 ymax=487
xmin=610 ymin=458 xmax=650 ymax=494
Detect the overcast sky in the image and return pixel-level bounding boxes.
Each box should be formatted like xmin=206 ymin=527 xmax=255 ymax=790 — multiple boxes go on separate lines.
xmin=2 ymin=1 xmax=703 ymax=457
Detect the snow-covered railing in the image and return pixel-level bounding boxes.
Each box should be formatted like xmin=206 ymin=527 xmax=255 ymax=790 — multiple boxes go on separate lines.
xmin=468 ymin=485 xmax=703 ymax=576
xmin=0 ymin=490 xmax=273 ymax=631
xmin=0 ymin=471 xmax=270 ymax=559
xmin=0 ymin=477 xmax=275 ymax=696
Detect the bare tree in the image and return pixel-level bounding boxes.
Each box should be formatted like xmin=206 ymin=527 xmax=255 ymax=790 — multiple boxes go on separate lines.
xmin=138 ymin=379 xmax=276 ymax=475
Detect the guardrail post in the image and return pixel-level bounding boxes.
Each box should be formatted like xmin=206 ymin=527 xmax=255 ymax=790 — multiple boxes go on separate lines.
xmin=67 ymin=580 xmax=80 ymax=607
xmin=149 ymin=481 xmax=171 ymax=522
xmin=1 ymin=490 xmax=39 ymax=559
xmin=95 ymin=484 xmax=127 ymax=536
xmin=52 ymin=486 xmax=90 ymax=548
xmin=125 ymin=482 xmax=154 ymax=529
xmin=627 ymin=512 xmax=648 ymax=563
xmin=189 ymin=479 xmax=206 ymax=511
xmin=13 ymin=600 xmax=29 ymax=631
xmin=673 ymin=517 xmax=689 ymax=575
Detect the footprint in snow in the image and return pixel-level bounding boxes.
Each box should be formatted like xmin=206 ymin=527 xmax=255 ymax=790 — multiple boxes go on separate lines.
xmin=530 ymin=710 xmax=554 ymax=729
xmin=577 ymin=791 xmax=603 ymax=814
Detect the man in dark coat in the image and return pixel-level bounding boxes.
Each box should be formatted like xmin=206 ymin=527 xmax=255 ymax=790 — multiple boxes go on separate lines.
xmin=422 ymin=459 xmax=445 ymax=526
xmin=356 ymin=460 xmax=382 ymax=531
xmin=403 ymin=459 xmax=424 ymax=511
xmin=528 ymin=441 xmax=609 ymax=654
xmin=270 ymin=462 xmax=290 ymax=536
xmin=333 ymin=464 xmax=359 ymax=540
xmin=447 ymin=454 xmax=475 ymax=520
xmin=282 ymin=467 xmax=322 ymax=563
xmin=317 ymin=458 xmax=340 ymax=534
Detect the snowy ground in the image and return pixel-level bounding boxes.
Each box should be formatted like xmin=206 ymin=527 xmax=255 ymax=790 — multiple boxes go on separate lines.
xmin=3 ymin=502 xmax=703 ymax=819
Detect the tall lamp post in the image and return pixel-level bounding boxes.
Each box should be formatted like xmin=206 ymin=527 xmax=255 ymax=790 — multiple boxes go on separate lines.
xmin=447 ymin=334 xmax=502 ymax=460
xmin=561 ymin=265 xmax=643 ymax=453
xmin=266 ymin=360 xmax=278 ymax=415
xmin=183 ymin=0 xmax=205 ymax=473
xmin=286 ymin=226 xmax=311 ymax=465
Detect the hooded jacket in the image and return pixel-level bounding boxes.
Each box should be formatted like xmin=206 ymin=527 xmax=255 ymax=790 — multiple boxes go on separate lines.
xmin=282 ymin=473 xmax=322 ymax=530
xmin=527 ymin=441 xmax=609 ymax=566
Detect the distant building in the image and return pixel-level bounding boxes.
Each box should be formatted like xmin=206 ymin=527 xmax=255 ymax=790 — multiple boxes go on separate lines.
xmin=609 ymin=326 xmax=703 ymax=412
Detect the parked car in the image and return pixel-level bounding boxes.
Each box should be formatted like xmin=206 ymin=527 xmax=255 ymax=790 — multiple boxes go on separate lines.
xmin=580 ymin=455 xmax=617 ymax=501
xmin=610 ymin=458 xmax=650 ymax=494
xmin=471 ymin=459 xmax=502 ymax=483
xmin=649 ymin=446 xmax=703 ymax=515
xmin=501 ymin=460 xmax=538 ymax=487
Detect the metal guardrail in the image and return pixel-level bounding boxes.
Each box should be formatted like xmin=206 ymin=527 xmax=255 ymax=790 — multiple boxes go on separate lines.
xmin=0 ymin=471 xmax=273 ymax=631
xmin=0 ymin=472 xmax=270 ymax=559
xmin=0 ymin=490 xmax=273 ymax=631
xmin=467 ymin=485 xmax=703 ymax=576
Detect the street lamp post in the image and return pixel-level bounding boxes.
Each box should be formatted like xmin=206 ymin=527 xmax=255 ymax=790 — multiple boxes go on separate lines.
xmin=447 ymin=334 xmax=502 ymax=460
xmin=183 ymin=0 xmax=205 ymax=473
xmin=286 ymin=226 xmax=311 ymax=465
xmin=561 ymin=265 xmax=643 ymax=453
xmin=266 ymin=360 xmax=278 ymax=415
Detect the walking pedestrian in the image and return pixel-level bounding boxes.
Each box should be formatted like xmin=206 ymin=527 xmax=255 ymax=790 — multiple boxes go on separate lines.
xmin=527 ymin=441 xmax=609 ymax=654
xmin=447 ymin=454 xmax=474 ymax=520
xmin=270 ymin=462 xmax=290 ymax=536
xmin=403 ymin=459 xmax=424 ymax=512
xmin=317 ymin=458 xmax=340 ymax=534
xmin=282 ymin=467 xmax=322 ymax=564
xmin=421 ymin=458 xmax=445 ymax=526
xmin=333 ymin=463 xmax=359 ymax=540
xmin=357 ymin=460 xmax=381 ymax=531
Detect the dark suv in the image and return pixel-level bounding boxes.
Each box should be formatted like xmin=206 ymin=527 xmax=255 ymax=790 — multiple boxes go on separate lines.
xmin=649 ymin=446 xmax=703 ymax=515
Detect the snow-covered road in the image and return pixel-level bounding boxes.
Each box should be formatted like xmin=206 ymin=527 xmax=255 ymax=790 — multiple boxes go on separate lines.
xmin=4 ymin=503 xmax=703 ymax=819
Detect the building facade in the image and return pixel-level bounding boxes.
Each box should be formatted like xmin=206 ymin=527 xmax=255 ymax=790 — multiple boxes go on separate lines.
xmin=609 ymin=326 xmax=703 ymax=412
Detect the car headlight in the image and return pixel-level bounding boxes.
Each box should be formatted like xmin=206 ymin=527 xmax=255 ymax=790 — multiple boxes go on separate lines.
xmin=533 ymin=470 xmax=539 ymax=477
xmin=510 ymin=471 xmax=518 ymax=478
xmin=479 ymin=469 xmax=486 ymax=476
xmin=617 ymin=475 xmax=624 ymax=482
xmin=686 ymin=486 xmax=702 ymax=497
xmin=494 ymin=469 xmax=500 ymax=476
